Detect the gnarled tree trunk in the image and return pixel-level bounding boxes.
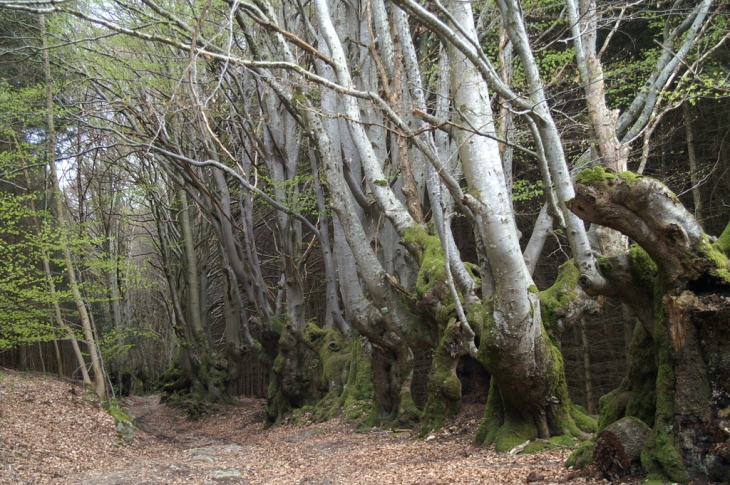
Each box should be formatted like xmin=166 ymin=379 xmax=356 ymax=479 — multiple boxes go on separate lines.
xmin=570 ymin=168 xmax=730 ymax=482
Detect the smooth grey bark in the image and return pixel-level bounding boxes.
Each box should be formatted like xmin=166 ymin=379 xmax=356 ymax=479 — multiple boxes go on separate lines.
xmin=495 ymin=0 xmax=605 ymax=292
xmin=262 ymin=87 xmax=306 ymax=331
xmin=565 ymin=0 xmax=626 ymax=171
xmin=313 ymin=0 xmax=417 ymax=237
xmin=308 ymin=147 xmax=350 ymax=337
xmin=523 ymin=204 xmax=553 ymax=277
xmin=177 ymin=187 xmax=206 ymax=346
xmin=151 ymin=191 xmax=196 ymax=391
xmin=394 ymin=6 xmax=479 ymax=307
xmin=446 ymin=0 xmax=533 ymax=314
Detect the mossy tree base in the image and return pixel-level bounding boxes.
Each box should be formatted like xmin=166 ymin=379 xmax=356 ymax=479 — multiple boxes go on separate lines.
xmin=305 ymin=326 xmax=380 ymax=428
xmin=158 ymin=346 xmax=234 ymax=418
xmin=419 ymin=319 xmax=464 ymax=438
xmin=265 ymin=324 xmax=315 ymax=427
xmin=266 ymin=323 xmax=418 ymax=431
xmin=467 ymin=267 xmax=597 ymax=452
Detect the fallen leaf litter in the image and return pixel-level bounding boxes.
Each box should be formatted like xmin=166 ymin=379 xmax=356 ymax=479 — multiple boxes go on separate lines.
xmin=0 ymin=370 xmax=611 ymax=484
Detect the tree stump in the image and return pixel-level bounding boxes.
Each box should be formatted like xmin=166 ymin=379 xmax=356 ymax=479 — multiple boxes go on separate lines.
xmin=594 ymin=417 xmax=651 ymax=480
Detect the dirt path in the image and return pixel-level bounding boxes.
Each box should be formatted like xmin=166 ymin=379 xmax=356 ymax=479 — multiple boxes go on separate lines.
xmin=0 ymin=371 xmax=604 ymax=484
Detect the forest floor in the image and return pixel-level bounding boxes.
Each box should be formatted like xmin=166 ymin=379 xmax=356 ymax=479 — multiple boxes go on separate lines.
xmin=0 ymin=369 xmax=618 ymax=484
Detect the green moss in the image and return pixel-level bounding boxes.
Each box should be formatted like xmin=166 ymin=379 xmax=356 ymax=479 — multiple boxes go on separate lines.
xmin=618 ymin=171 xmax=643 ymax=186
xmin=272 ymin=353 xmax=284 ymax=374
xmin=419 ymin=319 xmax=463 ymax=437
xmin=575 ymin=167 xmax=617 ymax=184
xmin=467 ymin=300 xmax=493 ymax=337
xmin=307 ymin=325 xmax=352 ymax=423
xmin=641 ymin=427 xmax=689 ymax=483
xmin=629 ymin=245 xmax=658 ymax=290
xmin=374 ymin=179 xmax=388 ymax=187
xmin=549 ymin=435 xmax=575 ymax=447
xmin=403 ymin=226 xmax=448 ymax=298
xmin=474 ymin=379 xmax=504 ymax=446
xmin=575 ymin=168 xmax=643 ymax=187
xmin=494 ymin=407 xmax=536 ymax=452
xmin=713 ymin=220 xmax=730 ymax=257
xmin=271 ymin=317 xmax=285 ymax=335
xmin=106 ymin=402 xmax=133 ymax=424
xmin=639 ymin=280 xmax=688 ymax=483
xmin=463 ymin=262 xmax=482 ymax=287
xmin=547 ymin=333 xmax=597 ymax=435
xmin=523 ymin=441 xmax=553 ymax=454
xmin=539 ymin=261 xmax=580 ymax=332
xmin=599 ymin=309 xmax=657 ymax=429
xmin=528 ymin=284 xmax=538 ymax=294
xmin=699 ymin=236 xmax=730 ymax=283
xmin=516 ymin=435 xmax=574 ymax=455
xmin=598 ymin=387 xmax=631 ymax=430
xmin=339 ymin=337 xmax=378 ymax=428
xmin=624 ymin=324 xmax=657 ymax=427
xmin=105 ymin=401 xmax=135 ymax=444
xmin=565 ymin=440 xmax=595 ymax=469
xmin=442 ymin=376 xmax=461 ymax=401
xmin=596 ymin=256 xmax=611 ymax=275
xmin=265 ymin=367 xmax=290 ymax=428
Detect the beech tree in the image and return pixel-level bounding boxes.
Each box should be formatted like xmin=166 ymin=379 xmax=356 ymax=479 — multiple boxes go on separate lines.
xmin=1 ymin=0 xmax=729 ymax=480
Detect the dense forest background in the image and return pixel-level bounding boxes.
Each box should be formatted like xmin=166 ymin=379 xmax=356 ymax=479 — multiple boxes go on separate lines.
xmin=1 ymin=0 xmax=729 ymax=480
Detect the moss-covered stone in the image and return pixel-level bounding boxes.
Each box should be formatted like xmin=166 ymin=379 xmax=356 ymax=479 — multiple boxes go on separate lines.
xmin=105 ymin=400 xmax=135 ymax=444
xmin=566 ymin=440 xmax=595 ymax=469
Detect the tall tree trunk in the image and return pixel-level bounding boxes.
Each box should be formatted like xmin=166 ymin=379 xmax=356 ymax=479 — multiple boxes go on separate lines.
xmin=41 ymin=14 xmax=105 ymax=398
xmin=24 ymin=161 xmax=90 ymax=385
xmin=580 ymin=318 xmax=595 ymax=414
xmin=683 ymin=101 xmax=702 ymax=224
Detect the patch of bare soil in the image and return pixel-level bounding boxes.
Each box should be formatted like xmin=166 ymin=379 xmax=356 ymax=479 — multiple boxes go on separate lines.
xmin=1 ymin=370 xmax=612 ymax=484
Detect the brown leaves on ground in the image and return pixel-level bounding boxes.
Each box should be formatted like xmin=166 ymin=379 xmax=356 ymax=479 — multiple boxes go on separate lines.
xmin=1 ymin=370 xmax=607 ymax=484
